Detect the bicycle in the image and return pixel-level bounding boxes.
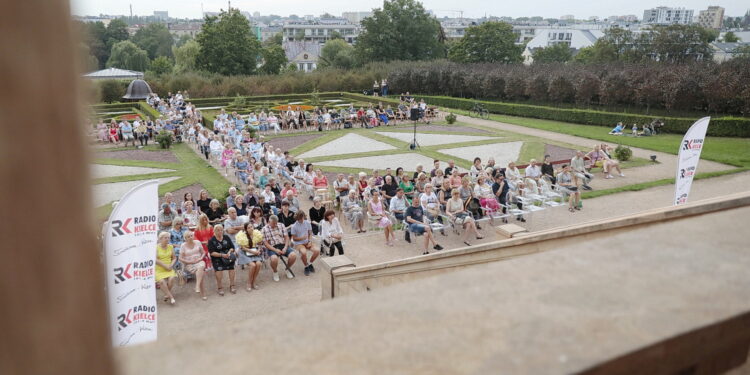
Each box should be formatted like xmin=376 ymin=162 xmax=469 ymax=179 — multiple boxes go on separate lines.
xmin=470 ymin=102 xmax=490 ymax=119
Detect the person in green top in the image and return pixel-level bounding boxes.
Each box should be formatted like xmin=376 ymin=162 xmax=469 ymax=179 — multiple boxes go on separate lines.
xmin=399 ymin=174 xmax=415 ymax=203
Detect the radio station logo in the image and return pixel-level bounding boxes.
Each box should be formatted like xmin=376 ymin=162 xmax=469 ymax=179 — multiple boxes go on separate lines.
xmin=113 ymin=260 xmax=154 ymax=284
xmin=116 ymin=304 xmax=157 ymax=331
xmin=682 ymin=138 xmax=703 ymax=151
xmin=679 ymin=166 xmax=696 ymax=179
xmin=111 ymin=215 xmax=158 ymax=237
xmin=675 ymin=193 xmax=688 ymax=205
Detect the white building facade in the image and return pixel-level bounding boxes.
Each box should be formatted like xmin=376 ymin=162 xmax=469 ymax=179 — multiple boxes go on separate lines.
xmin=642 ymin=7 xmax=694 ymax=25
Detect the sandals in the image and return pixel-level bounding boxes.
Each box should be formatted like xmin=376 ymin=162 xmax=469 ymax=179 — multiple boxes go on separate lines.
xmin=217 ymin=288 xmax=225 ymax=296
xmin=569 ymin=207 xmax=575 ymax=212
xmin=230 ymin=285 xmax=237 ymax=294
xmin=476 ymin=236 xmax=484 ymax=240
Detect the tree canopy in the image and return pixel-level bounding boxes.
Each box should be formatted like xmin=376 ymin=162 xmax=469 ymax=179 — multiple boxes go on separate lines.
xmin=149 ymin=56 xmax=174 ymax=76
xmin=106 ymin=40 xmax=150 ymax=71
xmin=355 ymin=0 xmax=444 ymax=62
xmin=196 ymin=9 xmax=262 ymax=75
xmin=260 ymin=45 xmax=288 ymax=74
xmin=448 ymin=22 xmax=521 ymax=63
xmin=319 ymin=39 xmax=356 ymax=69
xmin=533 ymin=43 xmax=573 ymax=63
xmin=172 ymin=39 xmax=200 ymax=73
xmin=132 ymin=23 xmax=175 ymax=59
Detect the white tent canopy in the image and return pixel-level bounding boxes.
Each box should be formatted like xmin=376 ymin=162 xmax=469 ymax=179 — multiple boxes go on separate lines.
xmin=83 ymin=67 xmax=143 ymax=80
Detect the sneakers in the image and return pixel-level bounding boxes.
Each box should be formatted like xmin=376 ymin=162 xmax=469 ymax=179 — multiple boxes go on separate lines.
xmin=582 ymin=185 xmax=593 ymax=190
xmin=606 ymin=174 xmax=614 ymax=179
xmin=273 ymin=272 xmax=280 ymax=282
xmin=433 ymin=244 xmax=444 ymax=251
xmin=405 ymin=232 xmax=411 ymax=243
xmin=304 ymin=265 xmax=310 ymax=276
xmin=286 ymin=270 xmax=294 ymax=279
xmin=309 ymin=264 xmax=316 ymax=273
xmin=619 ymin=173 xmax=625 ymax=177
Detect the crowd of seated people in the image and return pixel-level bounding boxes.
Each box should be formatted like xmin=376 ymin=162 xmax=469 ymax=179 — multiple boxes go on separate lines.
xmin=150 ymin=133 xmax=634 ymax=304
xmin=130 ymin=90 xmax=635 ymax=304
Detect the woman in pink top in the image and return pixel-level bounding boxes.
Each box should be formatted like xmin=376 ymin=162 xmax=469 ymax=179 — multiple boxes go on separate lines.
xmin=221 ymin=143 xmax=234 ymax=168
xmin=313 ymin=169 xmax=329 ymax=190
xmin=367 ymin=193 xmax=395 ymax=246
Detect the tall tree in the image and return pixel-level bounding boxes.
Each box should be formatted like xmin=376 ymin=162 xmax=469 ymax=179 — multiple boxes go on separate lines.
xmin=196 ymin=9 xmax=260 ymax=75
xmin=106 ymin=40 xmax=150 ymax=71
xmin=105 ymin=19 xmax=129 ymax=50
xmin=648 ymin=24 xmax=716 ymax=62
xmin=722 ymin=31 xmax=740 ymax=43
xmin=532 ymin=43 xmax=573 ymax=63
xmin=172 ymin=39 xmax=200 ymax=73
xmin=260 ymin=45 xmax=288 ymax=74
xmin=196 ymin=9 xmax=262 ymax=75
xmin=355 ymin=0 xmax=444 ymax=62
xmin=319 ymin=39 xmax=356 ymax=69
xmin=149 ymin=56 xmax=174 ymax=75
xmin=448 ymin=22 xmax=522 ymax=63
xmin=80 ymin=21 xmax=109 ymax=68
xmin=573 ymin=40 xmax=618 ymax=64
xmin=131 ymin=23 xmax=174 ymax=59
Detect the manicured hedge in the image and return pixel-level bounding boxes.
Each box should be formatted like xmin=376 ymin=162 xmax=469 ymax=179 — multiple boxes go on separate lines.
xmin=343 ymin=93 xmax=750 ymax=138
xmin=417 ymin=96 xmax=750 ymax=137
xmin=137 ymin=102 xmax=161 ymax=120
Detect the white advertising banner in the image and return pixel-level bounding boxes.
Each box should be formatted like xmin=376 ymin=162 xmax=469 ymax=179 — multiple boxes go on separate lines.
xmin=674 ymin=117 xmax=710 ymax=206
xmin=104 ymin=180 xmax=159 ymax=346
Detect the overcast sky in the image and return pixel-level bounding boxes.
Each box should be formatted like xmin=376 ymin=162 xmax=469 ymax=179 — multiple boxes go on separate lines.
xmin=71 ymin=0 xmax=748 ymax=19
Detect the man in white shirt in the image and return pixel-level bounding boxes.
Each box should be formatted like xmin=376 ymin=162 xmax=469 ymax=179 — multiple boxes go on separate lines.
xmin=525 ymin=159 xmax=542 ymax=179
xmin=389 ymin=189 xmax=408 ymax=222
xmin=570 ymin=151 xmax=593 ymax=190
xmin=419 ymin=184 xmax=445 ymax=236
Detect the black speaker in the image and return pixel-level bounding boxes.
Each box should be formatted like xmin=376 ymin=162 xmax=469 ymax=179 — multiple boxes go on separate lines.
xmin=410 ymin=108 xmax=419 ymax=121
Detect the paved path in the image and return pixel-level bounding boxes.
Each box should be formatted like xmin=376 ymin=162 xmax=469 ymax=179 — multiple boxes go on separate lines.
xmin=156 ymin=137 xmax=750 ymax=338
xmin=456 ymin=115 xmax=734 ymax=191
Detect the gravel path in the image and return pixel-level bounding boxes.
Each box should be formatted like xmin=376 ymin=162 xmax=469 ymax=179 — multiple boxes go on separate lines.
xmin=544 ymin=144 xmax=578 ymax=161
xmin=95 ymin=149 xmax=179 ymax=163
xmin=455 ymin=115 xmax=734 ymax=191
xmin=265 ymin=134 xmax=323 ymax=152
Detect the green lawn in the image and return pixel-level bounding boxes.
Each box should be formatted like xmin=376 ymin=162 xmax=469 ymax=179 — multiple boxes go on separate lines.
xmin=94 ymin=143 xmax=231 ymax=218
xmin=453 ymin=110 xmax=750 ymax=168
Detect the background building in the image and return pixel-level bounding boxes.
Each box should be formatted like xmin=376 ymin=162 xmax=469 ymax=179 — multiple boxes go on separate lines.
xmin=341 ymin=11 xmax=373 ymax=25
xmin=153 ymin=11 xmax=168 ymax=21
xmin=283 ymin=19 xmax=359 ymax=44
xmin=283 ymin=41 xmax=321 ymax=72
xmin=643 ymin=7 xmax=694 ymax=25
xmin=697 ymin=6 xmax=725 ymax=29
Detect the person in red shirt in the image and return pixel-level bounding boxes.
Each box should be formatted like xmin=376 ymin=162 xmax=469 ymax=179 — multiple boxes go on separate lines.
xmin=313 ymin=169 xmax=328 ymax=190
xmin=193 ymin=214 xmax=214 ymax=271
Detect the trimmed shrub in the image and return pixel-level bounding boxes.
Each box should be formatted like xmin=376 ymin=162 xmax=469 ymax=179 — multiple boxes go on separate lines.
xmin=614 ymin=145 xmax=633 ymax=161
xmin=156 ymin=131 xmax=173 ymax=149
xmin=445 ymin=113 xmax=457 ymax=124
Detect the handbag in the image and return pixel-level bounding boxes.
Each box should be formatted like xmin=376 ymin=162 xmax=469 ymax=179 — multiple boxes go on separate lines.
xmin=466 ymin=198 xmax=480 ymax=211
xmin=222 ymin=251 xmax=236 ymax=265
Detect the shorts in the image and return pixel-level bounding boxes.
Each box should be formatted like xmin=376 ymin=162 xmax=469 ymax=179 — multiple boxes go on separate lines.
xmin=408 ymin=223 xmax=426 ymax=235
xmin=122 ymin=133 xmax=134 ymax=140
xmin=266 ymin=244 xmax=294 ymax=258
xmin=292 ymin=239 xmax=310 ymax=247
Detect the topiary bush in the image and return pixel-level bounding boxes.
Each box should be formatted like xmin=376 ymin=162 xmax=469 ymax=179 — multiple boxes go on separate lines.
xmin=156 ymin=131 xmax=173 ymax=149
xmin=614 ymin=145 xmax=633 ymax=161
xmin=445 ymin=113 xmax=457 ymax=124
